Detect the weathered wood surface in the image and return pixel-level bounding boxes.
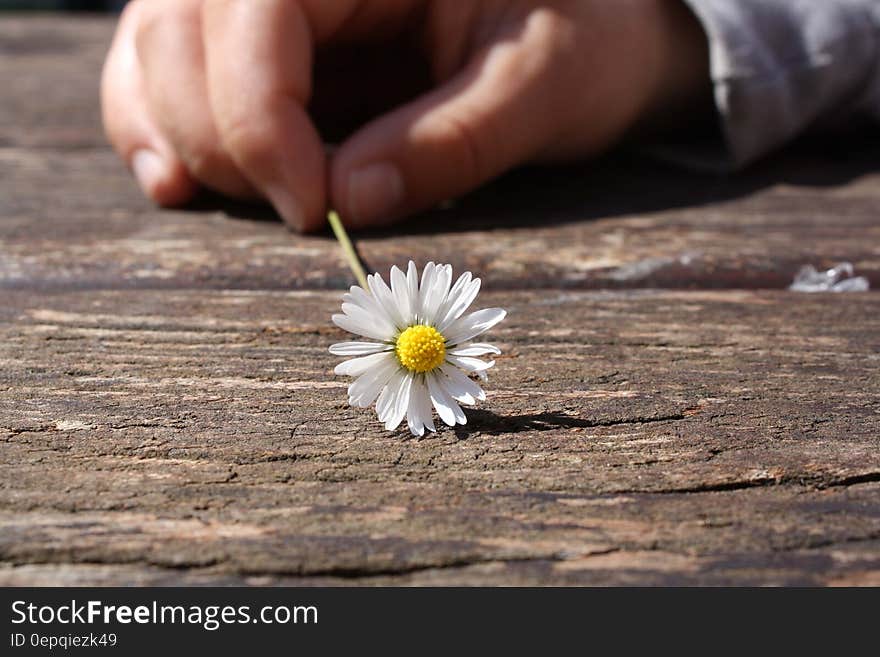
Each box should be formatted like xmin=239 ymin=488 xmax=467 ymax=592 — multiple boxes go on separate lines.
xmin=1 ymin=15 xmax=879 ymax=585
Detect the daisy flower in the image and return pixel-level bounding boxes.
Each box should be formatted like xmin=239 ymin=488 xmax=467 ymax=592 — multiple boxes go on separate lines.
xmin=330 ymin=261 xmax=506 ymax=436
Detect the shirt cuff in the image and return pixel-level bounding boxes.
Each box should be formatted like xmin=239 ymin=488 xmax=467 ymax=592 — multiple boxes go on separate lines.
xmin=660 ymin=0 xmax=880 ymax=171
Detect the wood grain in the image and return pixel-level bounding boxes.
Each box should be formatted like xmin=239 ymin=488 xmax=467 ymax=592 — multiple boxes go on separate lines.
xmin=1 ymin=15 xmax=878 ymax=585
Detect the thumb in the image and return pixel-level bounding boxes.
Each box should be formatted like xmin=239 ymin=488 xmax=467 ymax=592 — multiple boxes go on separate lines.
xmin=330 ymin=44 xmax=558 ymax=228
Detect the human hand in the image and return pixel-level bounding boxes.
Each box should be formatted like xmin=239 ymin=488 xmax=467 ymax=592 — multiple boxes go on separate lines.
xmin=102 ymin=0 xmax=709 ymax=232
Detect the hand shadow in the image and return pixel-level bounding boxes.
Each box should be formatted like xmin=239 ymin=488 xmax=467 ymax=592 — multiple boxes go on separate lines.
xmin=188 ymin=128 xmax=880 ymax=238
xmin=373 ymin=127 xmax=880 ymax=237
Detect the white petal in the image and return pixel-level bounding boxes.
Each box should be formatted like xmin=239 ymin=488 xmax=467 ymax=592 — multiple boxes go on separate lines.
xmin=416 ymin=378 xmax=435 ymax=433
xmin=439 ymin=363 xmax=486 ymax=404
xmin=434 ymin=272 xmax=471 ymax=329
xmin=405 ymin=394 xmax=422 ymax=437
xmin=341 ymin=302 xmax=396 ymax=339
xmin=343 ymin=285 xmax=393 ymax=327
xmin=449 ymin=343 xmax=501 ymax=357
xmin=437 ymin=277 xmax=481 ymax=333
xmin=444 ymin=308 xmax=507 ymax=346
xmin=422 ymin=264 xmax=452 ymax=326
xmin=390 ymin=266 xmax=414 ymax=326
xmin=334 ymin=352 xmax=395 ymax=377
xmin=332 ymin=313 xmax=393 ymax=342
xmin=375 ymin=375 xmax=399 ymax=423
xmin=427 ymin=373 xmax=466 ymax=426
xmin=348 ymin=357 xmax=400 ymax=408
xmin=384 ymin=372 xmax=414 ymax=431
xmin=367 ymin=273 xmax=406 ymax=330
xmin=412 ymin=262 xmax=429 ymax=320
xmin=406 ymin=377 xmax=433 ymax=437
xmin=447 ymin=355 xmax=495 ymax=373
xmin=329 ymin=341 xmax=389 ymax=356
xmin=436 ymin=265 xmax=455 ymax=311
xmin=437 ymin=378 xmax=474 ymax=406
xmin=406 ymin=261 xmax=420 ymax=321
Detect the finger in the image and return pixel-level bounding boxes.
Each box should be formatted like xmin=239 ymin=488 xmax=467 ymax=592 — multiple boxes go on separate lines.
xmin=134 ymin=0 xmax=256 ymax=198
xmin=202 ymin=0 xmax=327 ymax=232
xmin=330 ymin=37 xmax=561 ymax=228
xmin=101 ymin=0 xmax=196 ymax=206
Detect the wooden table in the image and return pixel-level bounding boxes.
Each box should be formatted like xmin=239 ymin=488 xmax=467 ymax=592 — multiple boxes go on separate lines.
xmin=2 ymin=15 xmax=879 ymax=586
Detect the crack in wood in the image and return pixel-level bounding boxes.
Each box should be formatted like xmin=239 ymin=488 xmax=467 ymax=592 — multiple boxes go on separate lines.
xmin=644 ymin=471 xmax=880 ymax=495
xmin=1 ymin=548 xmax=625 ymax=581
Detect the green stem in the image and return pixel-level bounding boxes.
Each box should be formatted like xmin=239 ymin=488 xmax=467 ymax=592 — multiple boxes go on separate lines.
xmin=328 ymin=210 xmax=369 ymax=289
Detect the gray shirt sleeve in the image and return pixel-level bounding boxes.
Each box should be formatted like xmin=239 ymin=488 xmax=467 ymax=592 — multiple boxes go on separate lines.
xmin=669 ymin=0 xmax=880 ymax=170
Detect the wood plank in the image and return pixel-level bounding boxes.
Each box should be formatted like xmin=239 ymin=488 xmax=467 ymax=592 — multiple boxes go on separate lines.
xmin=0 ymin=15 xmax=109 ymax=149
xmin=1 ymin=290 xmax=878 ymax=585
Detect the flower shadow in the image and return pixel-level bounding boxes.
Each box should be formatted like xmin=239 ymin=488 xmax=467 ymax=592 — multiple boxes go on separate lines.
xmin=448 ymin=409 xmax=596 ymax=440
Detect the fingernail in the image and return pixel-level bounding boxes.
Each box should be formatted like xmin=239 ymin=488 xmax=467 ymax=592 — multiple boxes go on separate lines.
xmin=348 ymin=162 xmax=404 ymax=223
xmin=131 ymin=149 xmax=165 ymax=197
xmin=265 ymin=184 xmax=307 ymax=231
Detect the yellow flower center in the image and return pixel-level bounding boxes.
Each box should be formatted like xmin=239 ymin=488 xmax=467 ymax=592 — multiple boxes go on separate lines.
xmin=395 ymin=325 xmax=446 ymax=373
